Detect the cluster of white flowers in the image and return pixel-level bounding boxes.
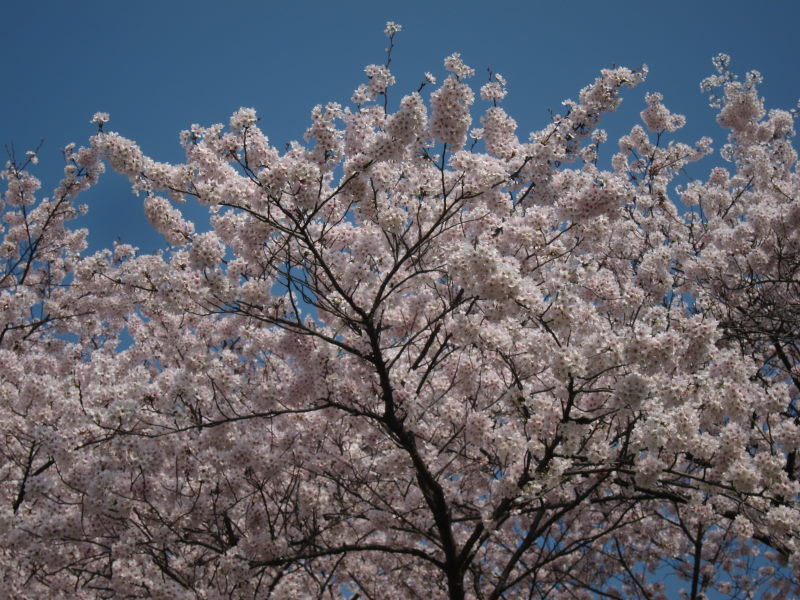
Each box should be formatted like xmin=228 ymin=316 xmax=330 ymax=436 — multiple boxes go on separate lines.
xmin=3 ymin=168 xmax=40 ymax=207
xmin=90 ymin=111 xmax=110 ymax=126
xmin=143 ymin=194 xmax=195 ymax=245
xmin=305 ymin=102 xmax=344 ymax=163
xmin=387 ymin=92 xmax=427 ymax=146
xmin=449 ymin=244 xmax=521 ymax=301
xmin=443 ymin=52 xmax=475 ymax=79
xmin=93 ymin=132 xmax=144 ymax=177
xmin=229 ymin=106 xmax=258 ymax=132
xmin=353 ymin=64 xmax=396 ymax=104
xmin=480 ymin=74 xmax=507 ymax=103
xmin=430 ymin=71 xmax=475 ymax=148
xmin=717 ymin=87 xmax=764 ymax=131
xmin=188 ymin=231 xmax=225 ymax=269
xmin=479 ymin=107 xmax=520 ymax=159
xmin=614 ymin=372 xmax=649 ymax=408
xmin=640 ymin=92 xmax=686 ymax=132
xmin=384 ymin=21 xmax=401 ymax=36
xmin=553 ymin=169 xmax=630 ymax=221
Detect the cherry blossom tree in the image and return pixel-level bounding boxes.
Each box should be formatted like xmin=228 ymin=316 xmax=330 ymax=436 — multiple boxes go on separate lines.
xmin=1 ymin=23 xmax=799 ymax=599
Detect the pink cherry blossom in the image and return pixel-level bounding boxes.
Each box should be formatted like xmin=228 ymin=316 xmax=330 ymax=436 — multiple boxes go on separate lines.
xmin=0 ymin=28 xmax=798 ymax=600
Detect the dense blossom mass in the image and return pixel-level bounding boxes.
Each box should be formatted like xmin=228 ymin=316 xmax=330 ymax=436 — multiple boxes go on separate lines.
xmin=1 ymin=25 xmax=799 ymax=600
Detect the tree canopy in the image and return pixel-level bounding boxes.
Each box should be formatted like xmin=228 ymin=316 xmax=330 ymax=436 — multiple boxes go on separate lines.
xmin=1 ymin=25 xmax=799 ymax=599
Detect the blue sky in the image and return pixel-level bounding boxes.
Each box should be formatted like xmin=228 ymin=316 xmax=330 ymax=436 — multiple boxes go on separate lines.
xmin=2 ymin=0 xmax=798 ymax=255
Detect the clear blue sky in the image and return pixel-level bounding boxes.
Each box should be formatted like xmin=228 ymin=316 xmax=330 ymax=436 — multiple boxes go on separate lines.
xmin=2 ymin=0 xmax=798 ymax=255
